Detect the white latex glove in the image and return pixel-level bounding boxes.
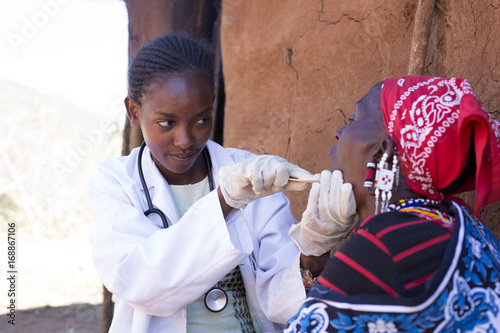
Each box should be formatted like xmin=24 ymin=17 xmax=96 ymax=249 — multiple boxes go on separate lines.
xmin=289 ymin=170 xmax=357 ymax=256
xmin=219 ymin=154 xmax=315 ymax=209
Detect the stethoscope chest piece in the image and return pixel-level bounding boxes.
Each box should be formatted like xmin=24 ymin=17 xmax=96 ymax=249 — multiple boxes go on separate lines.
xmin=204 ymin=287 xmax=228 ymax=313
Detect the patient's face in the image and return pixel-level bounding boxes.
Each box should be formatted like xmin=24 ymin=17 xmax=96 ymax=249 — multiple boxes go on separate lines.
xmin=328 ymin=82 xmax=385 ymax=203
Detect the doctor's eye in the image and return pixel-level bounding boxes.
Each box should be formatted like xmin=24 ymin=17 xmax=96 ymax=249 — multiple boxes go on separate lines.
xmin=195 ymin=116 xmax=212 ymax=125
xmin=158 ymin=120 xmax=174 ymax=127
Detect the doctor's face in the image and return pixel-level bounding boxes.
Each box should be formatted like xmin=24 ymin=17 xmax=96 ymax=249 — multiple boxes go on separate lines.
xmin=127 ymin=71 xmax=214 ymax=185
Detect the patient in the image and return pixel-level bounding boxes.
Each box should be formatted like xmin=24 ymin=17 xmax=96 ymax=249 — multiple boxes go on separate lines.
xmin=286 ymin=76 xmax=500 ymax=332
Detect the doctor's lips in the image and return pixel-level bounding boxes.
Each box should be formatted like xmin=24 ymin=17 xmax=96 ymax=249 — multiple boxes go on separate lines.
xmin=168 ymin=149 xmax=199 ymax=160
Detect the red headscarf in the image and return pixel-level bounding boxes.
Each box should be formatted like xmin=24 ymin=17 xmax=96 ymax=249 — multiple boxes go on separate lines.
xmin=380 ymin=76 xmax=500 ymax=212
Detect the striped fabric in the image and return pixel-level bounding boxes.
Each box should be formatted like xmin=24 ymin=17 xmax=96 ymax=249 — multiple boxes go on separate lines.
xmin=319 ymin=204 xmax=454 ymax=298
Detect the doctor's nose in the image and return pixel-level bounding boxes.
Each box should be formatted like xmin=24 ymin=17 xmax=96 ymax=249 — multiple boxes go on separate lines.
xmin=174 ymin=127 xmax=193 ymax=150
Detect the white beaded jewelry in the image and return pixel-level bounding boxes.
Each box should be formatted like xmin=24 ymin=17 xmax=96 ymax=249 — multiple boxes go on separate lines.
xmin=374 ymin=152 xmax=399 ymax=214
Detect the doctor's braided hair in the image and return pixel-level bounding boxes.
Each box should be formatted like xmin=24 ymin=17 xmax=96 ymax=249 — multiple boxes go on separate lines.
xmin=127 ymin=32 xmax=215 ymax=105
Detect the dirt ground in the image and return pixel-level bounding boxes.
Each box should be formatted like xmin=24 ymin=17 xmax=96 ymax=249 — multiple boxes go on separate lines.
xmin=0 ymin=235 xmax=103 ymax=333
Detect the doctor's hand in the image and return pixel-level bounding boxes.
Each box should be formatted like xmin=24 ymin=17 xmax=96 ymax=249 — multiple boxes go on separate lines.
xmin=218 ymin=154 xmax=314 ymax=209
xmin=289 ymin=170 xmax=357 ymax=256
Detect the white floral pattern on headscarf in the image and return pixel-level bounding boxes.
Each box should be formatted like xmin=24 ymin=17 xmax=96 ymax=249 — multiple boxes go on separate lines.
xmin=381 ymin=76 xmax=500 ymax=211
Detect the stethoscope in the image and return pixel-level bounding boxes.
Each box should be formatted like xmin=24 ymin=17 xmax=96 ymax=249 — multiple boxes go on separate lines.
xmin=137 ymin=142 xmax=228 ymax=312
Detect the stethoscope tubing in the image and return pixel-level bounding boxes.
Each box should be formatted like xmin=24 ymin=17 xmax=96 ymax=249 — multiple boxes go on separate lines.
xmin=137 ymin=142 xmax=214 ymax=229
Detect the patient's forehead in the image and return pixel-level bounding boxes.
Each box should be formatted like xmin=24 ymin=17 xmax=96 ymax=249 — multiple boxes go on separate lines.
xmin=358 ymin=81 xmax=382 ymax=106
xmin=355 ymin=82 xmax=384 ymax=124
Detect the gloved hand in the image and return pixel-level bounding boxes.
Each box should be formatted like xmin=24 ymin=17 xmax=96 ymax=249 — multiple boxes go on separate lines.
xmin=219 ymin=154 xmax=315 ymax=209
xmin=289 ymin=170 xmax=357 ymax=256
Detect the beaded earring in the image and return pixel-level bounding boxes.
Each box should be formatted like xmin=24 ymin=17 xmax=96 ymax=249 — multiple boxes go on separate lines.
xmin=374 ymin=152 xmax=399 ymax=214
xmin=364 ymin=162 xmax=376 ymax=188
xmin=393 ymin=154 xmax=400 ymax=189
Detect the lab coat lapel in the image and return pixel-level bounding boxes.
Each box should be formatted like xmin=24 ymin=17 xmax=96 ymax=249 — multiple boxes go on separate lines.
xmin=139 ymin=146 xmax=180 ymax=226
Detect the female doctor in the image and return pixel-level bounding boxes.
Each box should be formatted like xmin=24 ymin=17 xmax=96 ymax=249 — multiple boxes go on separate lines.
xmin=87 ymin=33 xmax=336 ymax=332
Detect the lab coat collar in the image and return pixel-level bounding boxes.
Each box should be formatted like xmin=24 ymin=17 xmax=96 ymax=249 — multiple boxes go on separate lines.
xmin=137 ymin=141 xmax=236 ymax=227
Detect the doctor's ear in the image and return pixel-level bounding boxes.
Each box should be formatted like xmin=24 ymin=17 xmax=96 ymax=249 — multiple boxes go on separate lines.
xmin=125 ymin=96 xmax=141 ymax=128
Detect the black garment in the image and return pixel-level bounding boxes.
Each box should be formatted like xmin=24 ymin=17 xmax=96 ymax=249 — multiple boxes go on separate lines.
xmin=319 ymin=202 xmax=455 ymax=297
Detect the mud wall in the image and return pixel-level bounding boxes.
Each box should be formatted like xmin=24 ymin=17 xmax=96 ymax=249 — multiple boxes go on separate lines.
xmin=220 ymin=0 xmax=500 ymax=235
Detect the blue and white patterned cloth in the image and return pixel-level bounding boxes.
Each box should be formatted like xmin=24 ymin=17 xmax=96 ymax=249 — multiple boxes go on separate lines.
xmin=285 ymin=201 xmax=500 ymax=332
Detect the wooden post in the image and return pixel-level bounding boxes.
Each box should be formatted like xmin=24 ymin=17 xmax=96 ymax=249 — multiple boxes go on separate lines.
xmin=100 ymin=285 xmax=114 ymax=333
xmin=408 ymin=0 xmax=437 ymax=75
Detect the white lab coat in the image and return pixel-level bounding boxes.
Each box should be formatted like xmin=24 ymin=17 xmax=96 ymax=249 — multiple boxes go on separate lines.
xmin=87 ymin=140 xmax=306 ymax=333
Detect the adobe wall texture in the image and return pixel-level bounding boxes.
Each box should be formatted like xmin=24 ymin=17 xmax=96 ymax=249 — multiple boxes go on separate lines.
xmin=220 ymin=0 xmax=500 ymax=235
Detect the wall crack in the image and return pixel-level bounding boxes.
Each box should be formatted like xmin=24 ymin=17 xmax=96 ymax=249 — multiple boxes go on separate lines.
xmin=281 ymin=43 xmax=300 ymax=96
xmin=318 ymin=0 xmax=371 ymax=25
